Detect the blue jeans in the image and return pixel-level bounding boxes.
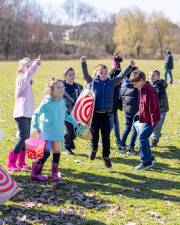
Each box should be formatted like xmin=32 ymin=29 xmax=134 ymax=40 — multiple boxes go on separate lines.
xmin=110 ymin=111 xmax=121 ymax=146
xmin=134 ymin=122 xmax=153 ymax=165
xmin=121 ymin=112 xmax=137 ymax=148
xmin=164 ymin=69 xmax=173 ymax=83
xmin=13 ymin=117 xmax=31 ymax=153
xmin=151 ymin=112 xmax=166 ymax=142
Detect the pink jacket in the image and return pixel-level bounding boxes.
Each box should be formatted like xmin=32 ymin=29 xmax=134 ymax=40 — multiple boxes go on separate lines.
xmin=13 ymin=61 xmax=39 ymax=118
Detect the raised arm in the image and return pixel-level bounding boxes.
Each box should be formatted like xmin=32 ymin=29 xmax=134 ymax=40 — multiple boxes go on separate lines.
xmin=16 ymin=55 xmax=41 ymax=96
xmin=80 ymin=56 xmax=92 ymax=84
xmin=112 ymin=60 xmax=135 ymax=87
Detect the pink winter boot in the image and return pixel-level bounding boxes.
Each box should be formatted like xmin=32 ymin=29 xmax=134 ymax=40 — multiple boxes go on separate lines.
xmin=18 ymin=151 xmax=31 ymax=170
xmin=49 ymin=162 xmax=63 ymax=184
xmin=31 ymin=162 xmax=48 ymax=181
xmin=7 ymin=151 xmax=20 ymax=172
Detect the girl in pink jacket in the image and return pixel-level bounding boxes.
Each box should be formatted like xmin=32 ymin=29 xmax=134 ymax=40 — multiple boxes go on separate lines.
xmin=7 ymin=56 xmax=41 ymax=172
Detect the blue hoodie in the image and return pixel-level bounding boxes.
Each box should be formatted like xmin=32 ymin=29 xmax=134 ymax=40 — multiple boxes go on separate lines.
xmin=33 ymin=97 xmax=77 ymax=141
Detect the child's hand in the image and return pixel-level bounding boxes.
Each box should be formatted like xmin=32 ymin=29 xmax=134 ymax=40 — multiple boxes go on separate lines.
xmin=80 ymin=56 xmax=87 ymax=63
xmin=130 ymin=59 xmax=135 ymax=67
xmin=35 ymin=55 xmax=41 ymax=65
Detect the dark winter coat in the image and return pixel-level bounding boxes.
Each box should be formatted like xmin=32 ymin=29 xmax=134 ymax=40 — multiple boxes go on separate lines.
xmin=165 ymin=53 xmax=173 ymax=70
xmin=109 ymin=68 xmax=123 ymax=112
xmin=63 ymin=81 xmax=82 ymax=113
xmin=120 ymin=78 xmax=139 ymax=116
xmin=152 ymin=79 xmax=169 ymax=113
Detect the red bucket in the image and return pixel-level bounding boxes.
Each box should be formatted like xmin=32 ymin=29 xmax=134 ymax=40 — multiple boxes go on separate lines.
xmin=25 ymin=136 xmax=45 ymax=160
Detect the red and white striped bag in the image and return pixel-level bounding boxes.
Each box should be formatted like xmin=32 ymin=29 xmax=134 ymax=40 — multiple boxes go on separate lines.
xmin=0 ymin=167 xmax=21 ymax=204
xmin=71 ymin=86 xmax=95 ymax=127
xmin=71 ymin=84 xmax=95 ymax=139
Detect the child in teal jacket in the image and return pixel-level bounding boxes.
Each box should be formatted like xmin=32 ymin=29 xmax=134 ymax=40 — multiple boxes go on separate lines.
xmin=32 ymin=78 xmax=77 ymax=183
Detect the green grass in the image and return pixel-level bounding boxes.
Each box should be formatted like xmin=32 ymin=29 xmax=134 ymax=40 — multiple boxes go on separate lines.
xmin=0 ymin=59 xmax=180 ymax=225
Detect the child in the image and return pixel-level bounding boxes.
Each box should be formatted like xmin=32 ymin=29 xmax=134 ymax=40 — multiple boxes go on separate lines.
xmin=112 ymin=52 xmax=123 ymax=70
xmin=149 ymin=70 xmax=169 ymax=147
xmin=32 ymin=78 xmax=77 ymax=182
xmin=80 ymin=56 xmax=135 ymax=168
xmin=63 ymin=67 xmax=82 ymax=154
xmin=109 ymin=57 xmax=122 ymax=149
xmin=130 ymin=69 xmax=160 ymax=170
xmin=120 ymin=67 xmax=139 ymax=154
xmin=7 ymin=56 xmax=41 ymax=172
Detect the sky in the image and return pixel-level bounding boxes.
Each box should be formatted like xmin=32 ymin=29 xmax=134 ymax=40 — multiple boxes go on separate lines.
xmin=37 ymin=0 xmax=180 ymax=23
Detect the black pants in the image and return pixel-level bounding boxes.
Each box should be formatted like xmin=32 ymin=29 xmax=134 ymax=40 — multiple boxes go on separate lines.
xmin=90 ymin=112 xmax=111 ymax=158
xmin=13 ymin=117 xmax=31 ymax=153
xmin=64 ymin=121 xmax=75 ymax=151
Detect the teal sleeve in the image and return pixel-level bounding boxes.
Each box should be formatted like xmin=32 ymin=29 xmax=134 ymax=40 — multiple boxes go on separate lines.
xmin=32 ymin=103 xmax=46 ymax=130
xmin=65 ymin=113 xmax=78 ymax=126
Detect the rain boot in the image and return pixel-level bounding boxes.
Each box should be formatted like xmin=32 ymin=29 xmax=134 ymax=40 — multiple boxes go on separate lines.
xmin=31 ymin=162 xmax=47 ymax=181
xmin=7 ymin=151 xmax=20 ymax=172
xmin=18 ymin=151 xmax=31 ymax=170
xmin=49 ymin=162 xmax=63 ymax=183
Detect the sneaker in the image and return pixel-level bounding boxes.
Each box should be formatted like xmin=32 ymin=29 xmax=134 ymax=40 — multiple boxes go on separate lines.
xmin=103 ymin=157 xmax=112 ymax=168
xmin=64 ymin=149 xmax=75 ymax=155
xmin=151 ymin=156 xmax=156 ymax=165
xmin=134 ymin=162 xmax=154 ymax=170
xmin=118 ymin=146 xmax=127 ymax=154
xmin=89 ymin=150 xmax=97 ymax=161
xmin=127 ymin=147 xmax=138 ymax=155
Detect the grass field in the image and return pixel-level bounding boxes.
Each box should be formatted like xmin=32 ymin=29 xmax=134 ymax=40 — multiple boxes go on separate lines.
xmin=0 ymin=59 xmax=180 ymax=225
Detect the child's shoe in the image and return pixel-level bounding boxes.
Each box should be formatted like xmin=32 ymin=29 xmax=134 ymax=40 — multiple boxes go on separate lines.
xmin=17 ymin=151 xmax=31 ymax=170
xmin=118 ymin=146 xmax=127 ymax=154
xmin=49 ymin=162 xmax=63 ymax=184
xmin=7 ymin=151 xmax=20 ymax=172
xmin=134 ymin=162 xmax=154 ymax=171
xmin=127 ymin=147 xmax=138 ymax=155
xmin=64 ymin=148 xmax=75 ymax=155
xmin=103 ymin=157 xmax=112 ymax=168
xmin=89 ymin=150 xmax=97 ymax=161
xmin=31 ymin=162 xmax=47 ymax=181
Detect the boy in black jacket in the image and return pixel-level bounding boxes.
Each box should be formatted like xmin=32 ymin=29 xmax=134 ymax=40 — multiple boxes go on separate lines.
xmin=120 ymin=67 xmax=139 ymax=154
xmin=149 ymin=70 xmax=169 ymax=147
xmin=63 ymin=67 xmax=82 ymax=154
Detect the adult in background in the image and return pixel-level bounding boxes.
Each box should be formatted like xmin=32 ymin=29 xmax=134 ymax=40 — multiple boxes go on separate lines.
xmin=164 ymin=50 xmax=174 ymax=84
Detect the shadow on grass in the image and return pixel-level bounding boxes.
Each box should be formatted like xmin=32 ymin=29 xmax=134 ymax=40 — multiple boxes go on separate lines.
xmin=1 ymin=162 xmax=179 ymax=224
xmin=11 ymin=164 xmax=179 ymax=203
xmin=0 ymin=204 xmax=106 ymax=225
xmin=153 ymin=145 xmax=180 ymax=160
xmin=110 ymin=156 xmax=180 ymax=175
xmin=62 ymin=168 xmax=180 ymax=201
